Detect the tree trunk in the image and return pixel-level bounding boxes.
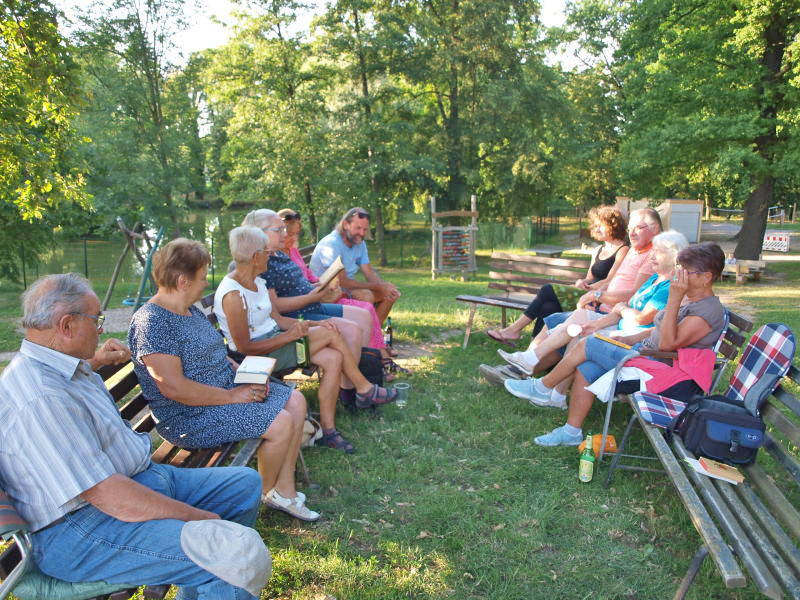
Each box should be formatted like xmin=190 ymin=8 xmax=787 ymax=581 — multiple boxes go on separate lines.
xmin=304 ymin=179 xmax=318 ymax=242
xmin=353 ymin=8 xmax=386 ymax=264
xmin=733 ymin=13 xmax=786 ymax=260
xmin=734 ymin=176 xmax=772 ymax=259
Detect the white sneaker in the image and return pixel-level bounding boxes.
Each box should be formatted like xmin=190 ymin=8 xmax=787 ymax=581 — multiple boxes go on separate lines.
xmin=497 ymin=349 xmax=534 ymax=376
xmin=262 ymin=489 xmax=320 ymax=522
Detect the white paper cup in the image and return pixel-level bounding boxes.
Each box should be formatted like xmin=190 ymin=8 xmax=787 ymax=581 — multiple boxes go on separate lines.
xmin=567 ymin=324 xmax=583 ymax=338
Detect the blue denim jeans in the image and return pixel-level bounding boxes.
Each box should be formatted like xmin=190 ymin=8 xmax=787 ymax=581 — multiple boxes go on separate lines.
xmin=576 ymin=336 xmax=643 ymax=383
xmin=32 ymin=463 xmax=263 ymax=600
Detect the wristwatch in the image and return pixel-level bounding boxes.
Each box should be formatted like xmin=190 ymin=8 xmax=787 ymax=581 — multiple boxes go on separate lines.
xmin=594 ymin=290 xmax=602 ymax=302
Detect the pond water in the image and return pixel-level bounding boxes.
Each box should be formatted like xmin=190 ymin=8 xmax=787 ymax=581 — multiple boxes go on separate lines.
xmin=21 ymin=208 xmax=334 ymax=305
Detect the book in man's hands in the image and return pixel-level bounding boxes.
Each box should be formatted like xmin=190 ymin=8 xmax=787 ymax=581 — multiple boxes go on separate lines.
xmin=316 ymin=256 xmax=344 ymax=291
xmin=234 ymin=356 xmax=276 ymax=385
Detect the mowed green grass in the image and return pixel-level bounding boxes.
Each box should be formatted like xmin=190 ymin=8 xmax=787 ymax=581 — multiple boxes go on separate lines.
xmin=250 ymin=263 xmax=795 ymax=600
xmin=2 ymin=227 xmax=798 ymax=598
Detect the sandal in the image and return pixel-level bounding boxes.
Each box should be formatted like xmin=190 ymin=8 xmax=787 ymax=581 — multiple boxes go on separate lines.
xmin=382 ymin=358 xmax=411 ymax=378
xmin=486 ymin=329 xmax=518 ymax=348
xmin=320 ymin=428 xmax=355 ymax=454
xmin=355 ymin=384 xmax=398 ymax=408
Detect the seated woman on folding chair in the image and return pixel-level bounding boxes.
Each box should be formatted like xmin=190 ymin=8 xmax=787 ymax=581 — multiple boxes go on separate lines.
xmin=519 ymin=242 xmax=727 ymax=447
xmin=214 ymin=225 xmax=397 ymax=455
xmin=501 ymin=231 xmax=688 ymax=398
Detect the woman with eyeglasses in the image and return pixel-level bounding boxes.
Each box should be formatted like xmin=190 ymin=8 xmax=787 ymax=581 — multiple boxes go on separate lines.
xmin=277 ymin=208 xmax=393 ymax=358
xmin=487 ymin=206 xmax=629 ymax=346
xmin=525 ymin=242 xmax=727 ymax=448
xmin=215 ymin=222 xmax=397 ymax=455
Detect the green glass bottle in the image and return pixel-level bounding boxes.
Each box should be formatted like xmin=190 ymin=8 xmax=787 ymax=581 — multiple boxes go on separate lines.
xmin=579 ymin=433 xmax=595 ymax=483
xmin=296 ymin=315 xmax=311 ymax=365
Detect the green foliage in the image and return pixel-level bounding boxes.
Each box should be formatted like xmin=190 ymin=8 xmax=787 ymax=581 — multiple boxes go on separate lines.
xmin=0 ymin=0 xmax=89 ymax=279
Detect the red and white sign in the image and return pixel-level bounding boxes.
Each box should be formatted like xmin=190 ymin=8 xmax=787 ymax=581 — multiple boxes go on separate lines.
xmin=763 ymin=232 xmax=790 ymax=252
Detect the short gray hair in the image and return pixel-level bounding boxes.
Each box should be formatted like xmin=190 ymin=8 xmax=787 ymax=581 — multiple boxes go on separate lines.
xmin=242 ymin=209 xmax=278 ymax=230
xmin=22 ymin=273 xmax=94 ymax=330
xmin=652 ymin=230 xmax=689 ymax=264
xmin=229 ymin=226 xmax=268 ymax=263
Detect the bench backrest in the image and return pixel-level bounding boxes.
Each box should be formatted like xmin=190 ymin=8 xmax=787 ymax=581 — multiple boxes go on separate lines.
xmin=98 ymin=362 xmax=235 ymax=469
xmin=488 ymin=251 xmax=590 ymax=297
xmin=298 ymin=244 xmax=316 ymax=266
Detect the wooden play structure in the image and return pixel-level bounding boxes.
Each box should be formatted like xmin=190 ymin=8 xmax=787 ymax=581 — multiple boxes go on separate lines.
xmin=431 ymin=194 xmax=478 ymax=280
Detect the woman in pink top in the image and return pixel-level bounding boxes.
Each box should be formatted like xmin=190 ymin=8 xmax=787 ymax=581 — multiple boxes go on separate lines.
xmin=277 ymin=209 xmax=394 ymax=359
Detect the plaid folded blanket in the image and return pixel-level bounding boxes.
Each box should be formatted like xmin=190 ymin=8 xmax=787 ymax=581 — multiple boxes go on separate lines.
xmin=634 ymin=391 xmax=687 ymax=429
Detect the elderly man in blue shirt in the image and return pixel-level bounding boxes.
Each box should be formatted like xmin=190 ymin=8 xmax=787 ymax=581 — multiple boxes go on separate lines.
xmin=0 ymin=273 xmax=270 ymax=600
xmin=309 ymin=207 xmax=400 ymax=323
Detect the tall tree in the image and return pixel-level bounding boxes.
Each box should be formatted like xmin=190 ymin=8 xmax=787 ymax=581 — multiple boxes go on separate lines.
xmin=76 ymin=0 xmax=194 ymax=235
xmin=0 ymin=0 xmax=89 ymax=279
xmin=600 ymin=0 xmax=800 ymax=259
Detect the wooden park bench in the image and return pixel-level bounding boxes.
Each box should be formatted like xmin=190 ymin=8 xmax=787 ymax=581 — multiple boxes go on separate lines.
xmin=721 ymin=259 xmax=766 ymax=285
xmin=0 ymin=359 xmax=265 ymax=600
xmin=456 ymin=251 xmax=590 ymax=349
xmin=606 ymin=320 xmax=800 ymax=599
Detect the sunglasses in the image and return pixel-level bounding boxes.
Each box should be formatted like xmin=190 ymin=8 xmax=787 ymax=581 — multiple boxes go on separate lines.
xmin=282 ymin=212 xmax=301 ymax=221
xmin=347 ymin=209 xmax=370 ymax=220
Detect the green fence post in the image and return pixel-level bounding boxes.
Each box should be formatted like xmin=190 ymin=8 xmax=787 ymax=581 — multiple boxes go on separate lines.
xmin=83 ymin=237 xmax=89 ymax=277
xmin=19 ymin=245 xmax=27 ymax=289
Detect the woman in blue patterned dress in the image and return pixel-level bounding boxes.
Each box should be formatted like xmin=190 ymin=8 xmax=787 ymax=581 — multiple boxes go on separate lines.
xmin=129 ymin=238 xmax=320 ymax=521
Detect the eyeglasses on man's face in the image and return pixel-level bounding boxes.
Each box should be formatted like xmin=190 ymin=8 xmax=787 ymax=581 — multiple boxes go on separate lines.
xmin=73 ymin=312 xmax=105 ymax=330
xmin=264 ymin=225 xmax=288 ymax=234
xmin=628 ymin=221 xmax=653 ymax=234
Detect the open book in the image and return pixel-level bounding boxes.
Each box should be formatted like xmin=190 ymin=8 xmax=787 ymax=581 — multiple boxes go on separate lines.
xmin=234 ymin=356 xmax=276 ymax=385
xmin=317 ymin=256 xmax=344 ymax=291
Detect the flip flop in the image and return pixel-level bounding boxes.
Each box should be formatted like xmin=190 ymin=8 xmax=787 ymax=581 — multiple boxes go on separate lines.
xmin=486 ymin=329 xmax=517 ymax=348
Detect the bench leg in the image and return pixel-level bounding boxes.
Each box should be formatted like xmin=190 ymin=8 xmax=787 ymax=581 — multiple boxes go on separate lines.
xmin=673 ymin=545 xmax=708 ymax=600
xmin=462 ymin=306 xmax=477 ymax=349
xmin=297 ymin=448 xmax=312 ymax=486
xmin=604 ymin=413 xmax=638 ymax=488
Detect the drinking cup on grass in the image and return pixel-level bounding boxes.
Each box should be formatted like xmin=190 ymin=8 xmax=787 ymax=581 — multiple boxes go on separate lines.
xmin=392 ymin=382 xmax=411 ymax=408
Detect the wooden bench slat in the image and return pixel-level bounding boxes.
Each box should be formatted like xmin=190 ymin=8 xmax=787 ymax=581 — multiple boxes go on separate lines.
xmin=735 ymin=481 xmax=800 ymax=582
xmin=717 ymin=339 xmax=741 ymax=361
xmin=169 ymin=449 xmax=192 ymax=467
xmin=150 ymin=440 xmax=177 ymax=464
xmin=489 ymin=263 xmax=583 ymax=280
xmin=456 ymin=294 xmax=530 ymax=310
xmin=722 ymin=327 xmax=746 ymax=350
xmin=728 ymin=311 xmax=755 ymax=332
xmin=762 ymin=402 xmax=800 ymax=447
xmin=745 ymin=463 xmax=800 ymax=541
xmin=639 ymin=422 xmax=747 ymax=588
xmin=229 ymin=439 xmax=262 ymax=468
xmin=107 ymin=370 xmax=140 ymax=402
xmin=490 ymin=251 xmax=590 ymax=268
xmin=713 ymin=479 xmax=799 ymax=597
xmin=774 ymin=385 xmax=800 ymax=419
xmin=119 ymin=393 xmax=149 ymax=422
xmin=763 ymin=434 xmax=800 ymax=486
xmin=487 ymin=282 xmax=546 ymax=296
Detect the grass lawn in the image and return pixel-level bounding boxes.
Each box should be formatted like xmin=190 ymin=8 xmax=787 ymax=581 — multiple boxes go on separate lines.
xmin=1 ymin=225 xmax=798 ymax=598
xmin=249 ymin=259 xmax=800 ymax=600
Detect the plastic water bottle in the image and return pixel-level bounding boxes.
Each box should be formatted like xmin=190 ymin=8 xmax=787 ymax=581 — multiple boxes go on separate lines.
xmin=579 ymin=433 xmax=595 ymax=483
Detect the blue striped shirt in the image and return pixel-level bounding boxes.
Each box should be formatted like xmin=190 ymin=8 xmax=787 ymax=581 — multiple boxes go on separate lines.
xmin=0 ymin=340 xmax=151 ymax=530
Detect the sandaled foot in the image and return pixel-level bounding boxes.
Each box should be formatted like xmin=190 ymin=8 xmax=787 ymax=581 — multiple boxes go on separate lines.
xmin=355 ymin=384 xmax=398 ymax=408
xmin=320 ymin=428 xmax=355 ymax=453
xmin=486 ymin=329 xmax=518 ymax=347
xmin=382 ymin=358 xmax=411 ymax=376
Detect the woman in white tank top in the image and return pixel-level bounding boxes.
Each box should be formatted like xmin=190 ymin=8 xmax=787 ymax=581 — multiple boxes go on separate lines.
xmin=214 ymin=224 xmax=398 ymax=454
